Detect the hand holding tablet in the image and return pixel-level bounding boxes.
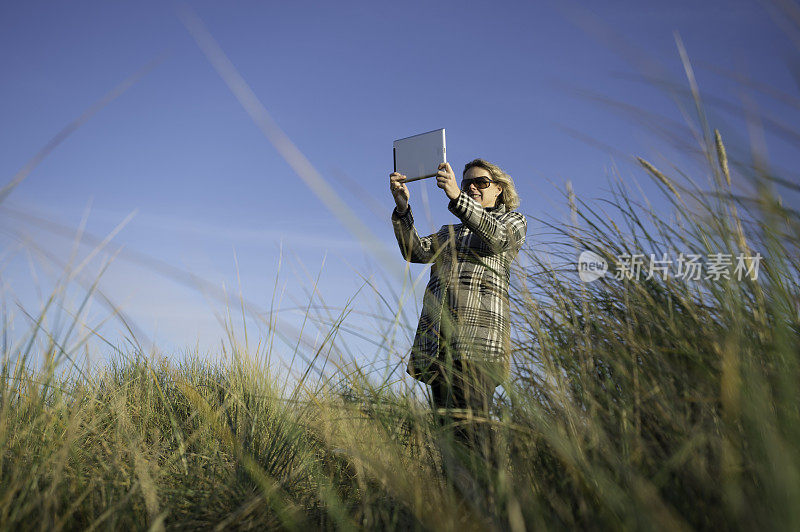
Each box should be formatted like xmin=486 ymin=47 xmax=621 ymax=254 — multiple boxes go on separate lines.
xmin=389 ymin=171 xmax=410 ymax=213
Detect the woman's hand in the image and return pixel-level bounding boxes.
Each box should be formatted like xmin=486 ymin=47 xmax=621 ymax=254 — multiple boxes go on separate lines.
xmin=389 ymin=172 xmax=410 ymax=213
xmin=436 ymin=162 xmax=461 ymax=201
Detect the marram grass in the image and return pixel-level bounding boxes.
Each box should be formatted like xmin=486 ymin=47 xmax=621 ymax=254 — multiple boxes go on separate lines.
xmin=3 ymin=88 xmax=800 ymax=532
xmin=3 ymin=126 xmax=799 ymax=531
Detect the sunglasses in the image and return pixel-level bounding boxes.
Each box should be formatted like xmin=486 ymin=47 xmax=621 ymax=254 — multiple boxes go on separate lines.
xmin=461 ymin=177 xmax=495 ymax=191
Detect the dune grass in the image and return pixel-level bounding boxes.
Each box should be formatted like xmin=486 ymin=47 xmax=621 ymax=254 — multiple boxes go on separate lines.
xmin=3 ymin=120 xmax=798 ymax=530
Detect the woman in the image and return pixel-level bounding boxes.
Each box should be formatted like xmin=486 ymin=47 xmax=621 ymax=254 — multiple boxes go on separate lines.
xmin=389 ymin=159 xmax=527 ymax=453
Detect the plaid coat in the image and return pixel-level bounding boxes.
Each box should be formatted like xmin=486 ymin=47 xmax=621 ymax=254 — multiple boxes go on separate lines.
xmin=392 ymin=191 xmax=527 ymax=383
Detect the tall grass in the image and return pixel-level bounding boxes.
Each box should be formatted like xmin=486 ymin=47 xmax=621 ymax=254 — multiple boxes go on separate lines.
xmin=3 ymin=38 xmax=800 ymax=532
xmin=508 ymin=129 xmax=800 ymax=529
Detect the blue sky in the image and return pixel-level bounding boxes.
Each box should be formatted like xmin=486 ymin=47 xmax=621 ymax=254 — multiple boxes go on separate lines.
xmin=1 ymin=0 xmax=797 ymax=380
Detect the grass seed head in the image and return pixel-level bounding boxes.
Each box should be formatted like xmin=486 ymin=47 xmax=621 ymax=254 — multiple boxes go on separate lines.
xmin=636 ymin=157 xmax=682 ymax=201
xmin=715 ymin=129 xmax=731 ymax=187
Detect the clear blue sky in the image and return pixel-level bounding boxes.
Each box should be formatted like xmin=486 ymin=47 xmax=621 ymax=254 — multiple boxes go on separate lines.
xmin=1 ymin=0 xmax=796 ymax=379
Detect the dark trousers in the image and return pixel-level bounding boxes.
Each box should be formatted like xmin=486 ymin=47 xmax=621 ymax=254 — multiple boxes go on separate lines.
xmin=429 ymin=360 xmax=497 ymax=459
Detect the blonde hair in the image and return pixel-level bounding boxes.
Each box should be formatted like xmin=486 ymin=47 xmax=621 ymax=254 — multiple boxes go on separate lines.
xmin=462 ymin=158 xmax=520 ymax=210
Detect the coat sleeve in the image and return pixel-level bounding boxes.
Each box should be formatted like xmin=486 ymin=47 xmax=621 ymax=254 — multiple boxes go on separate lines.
xmin=391 ymin=206 xmax=437 ymax=264
xmin=448 ymin=191 xmax=527 ymax=253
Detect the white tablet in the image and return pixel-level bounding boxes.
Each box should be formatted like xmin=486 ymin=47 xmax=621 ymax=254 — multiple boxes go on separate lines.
xmin=393 ymin=128 xmax=446 ymax=182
